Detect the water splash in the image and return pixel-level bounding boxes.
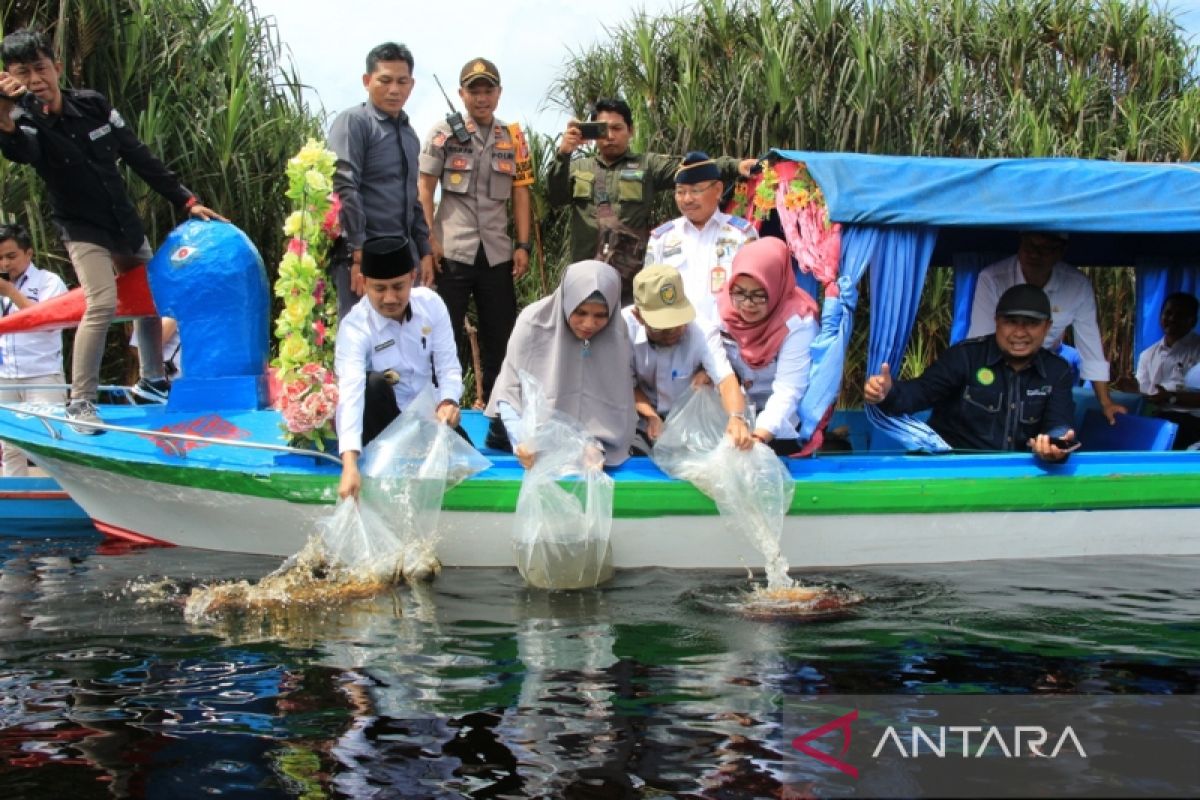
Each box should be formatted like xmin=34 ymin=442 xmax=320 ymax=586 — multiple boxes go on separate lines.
xmin=183 ymin=534 xmax=398 ymax=621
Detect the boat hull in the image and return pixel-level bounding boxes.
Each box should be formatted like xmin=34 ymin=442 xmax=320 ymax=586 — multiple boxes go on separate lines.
xmin=32 ymin=450 xmax=1200 ymax=567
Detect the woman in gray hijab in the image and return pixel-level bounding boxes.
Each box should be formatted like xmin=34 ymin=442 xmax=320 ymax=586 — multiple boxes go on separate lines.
xmin=486 ymin=260 xmax=636 ymax=467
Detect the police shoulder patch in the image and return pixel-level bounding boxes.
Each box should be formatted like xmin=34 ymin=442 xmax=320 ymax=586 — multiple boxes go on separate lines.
xmin=108 ymin=108 xmax=126 ymax=128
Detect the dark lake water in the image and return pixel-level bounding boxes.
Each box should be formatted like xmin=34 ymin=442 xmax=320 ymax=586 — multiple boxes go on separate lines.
xmin=0 ymin=530 xmax=1197 ymax=799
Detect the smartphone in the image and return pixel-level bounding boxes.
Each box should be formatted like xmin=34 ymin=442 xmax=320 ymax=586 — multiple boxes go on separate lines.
xmin=576 ymin=120 xmax=609 ymax=140
xmin=0 ymin=271 xmax=9 ymax=282
xmin=1048 ymin=436 xmax=1081 ymax=451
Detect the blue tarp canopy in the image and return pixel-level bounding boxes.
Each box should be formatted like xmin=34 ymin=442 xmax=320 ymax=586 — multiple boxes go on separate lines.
xmin=774 ymin=150 xmax=1200 ymax=233
xmin=769 ymin=150 xmax=1200 ymax=447
xmin=772 ymin=150 xmax=1200 ymax=266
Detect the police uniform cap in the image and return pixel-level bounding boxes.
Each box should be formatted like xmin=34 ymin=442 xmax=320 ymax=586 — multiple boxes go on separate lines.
xmin=360 ymin=236 xmax=414 ymax=280
xmin=995 ymin=284 xmax=1052 ymax=321
xmin=460 ymin=58 xmax=500 ymax=87
xmin=675 ymin=150 xmax=720 ymax=184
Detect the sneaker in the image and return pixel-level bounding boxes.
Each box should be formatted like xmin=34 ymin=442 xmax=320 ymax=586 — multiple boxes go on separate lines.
xmin=130 ymin=377 xmax=170 ymax=405
xmin=65 ymin=399 xmax=105 ymax=436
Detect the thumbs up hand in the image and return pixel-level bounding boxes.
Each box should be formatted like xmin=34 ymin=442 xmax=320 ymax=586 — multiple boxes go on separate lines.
xmin=863 ymin=362 xmax=894 ymax=404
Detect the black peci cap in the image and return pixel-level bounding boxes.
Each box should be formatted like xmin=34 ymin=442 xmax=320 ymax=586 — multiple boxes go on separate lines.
xmin=360 ymin=236 xmax=414 ymax=279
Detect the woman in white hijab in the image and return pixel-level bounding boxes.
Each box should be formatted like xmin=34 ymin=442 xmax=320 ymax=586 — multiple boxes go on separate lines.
xmin=486 ymin=260 xmax=636 ymax=468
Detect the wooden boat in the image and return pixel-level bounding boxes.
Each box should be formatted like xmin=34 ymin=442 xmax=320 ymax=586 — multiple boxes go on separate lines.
xmin=0 ymin=152 xmax=1197 ymax=567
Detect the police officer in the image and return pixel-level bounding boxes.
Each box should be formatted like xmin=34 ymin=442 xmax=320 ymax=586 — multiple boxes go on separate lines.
xmin=418 ymin=57 xmax=532 ymax=448
xmin=644 ymin=151 xmax=758 ymax=326
xmin=548 ymin=98 xmax=755 ymax=303
xmin=0 ymin=222 xmax=68 ymax=475
xmin=0 ymin=29 xmax=225 ymax=433
xmin=335 ymin=237 xmax=463 ymax=500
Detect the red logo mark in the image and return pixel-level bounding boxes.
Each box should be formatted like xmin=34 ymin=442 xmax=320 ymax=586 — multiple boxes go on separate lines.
xmin=792 ymin=710 xmax=859 ymax=778
xmin=145 ymin=414 xmax=250 ymax=455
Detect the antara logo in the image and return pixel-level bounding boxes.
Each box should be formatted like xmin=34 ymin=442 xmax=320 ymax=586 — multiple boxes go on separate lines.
xmin=872 ymin=725 xmax=1087 ymax=759
xmin=792 ymin=710 xmax=859 ymax=777
xmin=791 ymin=711 xmax=1088 ymax=778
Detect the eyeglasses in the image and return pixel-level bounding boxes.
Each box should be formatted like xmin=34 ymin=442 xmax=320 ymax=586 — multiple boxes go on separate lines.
xmin=673 ymin=181 xmax=719 ymax=199
xmin=730 ymin=289 xmax=769 ymax=306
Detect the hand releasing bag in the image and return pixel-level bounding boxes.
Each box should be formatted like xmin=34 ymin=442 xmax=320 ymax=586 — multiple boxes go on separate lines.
xmin=513 ymin=370 xmax=615 ymax=590
xmin=329 ymin=386 xmax=491 ymax=582
xmin=651 ymin=386 xmax=795 ymax=588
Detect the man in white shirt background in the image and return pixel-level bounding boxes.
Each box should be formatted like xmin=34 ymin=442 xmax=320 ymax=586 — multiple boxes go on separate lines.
xmin=968 ymin=231 xmax=1127 ymax=424
xmin=1135 ymin=292 xmax=1200 ymax=449
xmin=643 ymin=151 xmax=758 ymax=326
xmin=0 ymin=222 xmax=68 ymax=475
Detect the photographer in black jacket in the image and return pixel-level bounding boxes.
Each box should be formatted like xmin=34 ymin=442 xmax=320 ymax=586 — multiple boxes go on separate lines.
xmin=0 ymin=28 xmax=225 ymax=433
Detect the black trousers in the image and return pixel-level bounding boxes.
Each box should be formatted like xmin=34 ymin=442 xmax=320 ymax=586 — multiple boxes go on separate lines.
xmin=332 ymin=250 xmax=357 ymax=321
xmin=1162 ymin=411 xmax=1200 ymax=450
xmin=436 ymin=246 xmax=517 ymax=403
xmin=361 ymin=372 xmax=472 ymax=449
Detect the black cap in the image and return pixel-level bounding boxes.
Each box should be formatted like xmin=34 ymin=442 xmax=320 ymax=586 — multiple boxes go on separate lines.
xmin=995 ymin=284 xmax=1052 ymax=320
xmin=360 ymin=236 xmax=414 ymax=279
xmin=675 ymin=151 xmax=720 ymax=185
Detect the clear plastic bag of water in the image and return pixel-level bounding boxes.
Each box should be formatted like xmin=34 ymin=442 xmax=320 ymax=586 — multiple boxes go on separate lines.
xmin=513 ymin=370 xmax=614 ymax=590
xmin=326 ymin=385 xmax=491 ymax=582
xmin=651 ymin=386 xmax=795 ymax=587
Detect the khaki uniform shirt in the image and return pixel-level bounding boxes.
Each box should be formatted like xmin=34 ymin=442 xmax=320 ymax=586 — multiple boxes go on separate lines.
xmin=419 ymin=117 xmax=533 ymax=267
xmin=547 ymin=150 xmax=742 ymax=263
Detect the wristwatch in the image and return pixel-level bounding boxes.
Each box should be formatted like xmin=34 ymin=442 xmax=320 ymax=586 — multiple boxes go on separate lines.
xmin=515 ymin=241 xmax=532 ymax=253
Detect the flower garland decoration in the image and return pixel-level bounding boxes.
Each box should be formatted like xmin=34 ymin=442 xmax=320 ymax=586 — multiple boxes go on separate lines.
xmin=272 ymin=138 xmax=342 ymax=449
xmin=737 ymin=159 xmax=842 ymax=293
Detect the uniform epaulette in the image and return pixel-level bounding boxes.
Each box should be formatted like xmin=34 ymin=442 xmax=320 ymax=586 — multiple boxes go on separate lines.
xmin=650 ymin=221 xmax=674 ymax=238
xmin=726 ymin=215 xmax=753 ymax=232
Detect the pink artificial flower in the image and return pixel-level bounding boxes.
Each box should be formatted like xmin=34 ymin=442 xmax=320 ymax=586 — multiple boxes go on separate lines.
xmin=323 ymin=193 xmax=342 ymax=237
xmin=313 ymin=319 xmax=326 ymax=347
xmin=284 ymin=379 xmax=309 ymax=402
xmin=287 ymin=237 xmax=307 ymax=256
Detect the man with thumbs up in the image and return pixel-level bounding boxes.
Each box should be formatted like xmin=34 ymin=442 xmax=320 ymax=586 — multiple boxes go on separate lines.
xmin=863 ymin=284 xmax=1078 ymax=462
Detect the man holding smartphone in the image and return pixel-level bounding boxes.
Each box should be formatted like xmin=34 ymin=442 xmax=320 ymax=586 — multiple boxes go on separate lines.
xmin=0 ymin=222 xmax=68 ymax=474
xmin=0 ymin=28 xmax=225 ymax=433
xmin=863 ymin=284 xmax=1079 ymax=462
xmin=548 ymin=97 xmax=754 ymax=303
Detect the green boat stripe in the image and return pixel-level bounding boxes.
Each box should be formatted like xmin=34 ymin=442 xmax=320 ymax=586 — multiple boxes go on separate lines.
xmin=23 ymin=442 xmax=1200 ymax=517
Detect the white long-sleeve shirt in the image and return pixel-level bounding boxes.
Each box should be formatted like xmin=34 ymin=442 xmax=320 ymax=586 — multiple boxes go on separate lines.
xmin=1136 ymin=330 xmax=1200 ymax=418
xmin=335 ymin=289 xmax=462 ymax=453
xmin=721 ymin=314 xmax=818 ymax=440
xmin=623 ymin=306 xmax=732 ymax=415
xmin=968 ymin=256 xmax=1109 ymax=381
xmin=0 ymin=263 xmax=68 ymax=379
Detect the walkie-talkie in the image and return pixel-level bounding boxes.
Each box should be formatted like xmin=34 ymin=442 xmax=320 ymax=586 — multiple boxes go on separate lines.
xmin=433 ymin=74 xmax=471 ymax=144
